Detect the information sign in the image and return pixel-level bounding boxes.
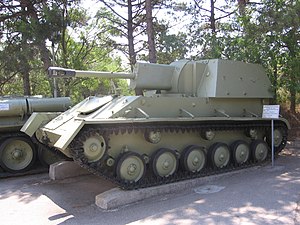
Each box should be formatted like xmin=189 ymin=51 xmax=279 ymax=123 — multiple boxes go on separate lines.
xmin=262 ymin=105 xmax=280 ymax=119
xmin=262 ymin=105 xmax=280 ymax=167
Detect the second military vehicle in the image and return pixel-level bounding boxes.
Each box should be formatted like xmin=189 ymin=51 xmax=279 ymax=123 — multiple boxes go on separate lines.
xmin=0 ymin=96 xmax=71 ymax=176
xmin=22 ymin=59 xmax=289 ymax=189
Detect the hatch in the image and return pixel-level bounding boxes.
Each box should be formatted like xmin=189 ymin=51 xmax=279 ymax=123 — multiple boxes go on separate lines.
xmin=77 ymin=95 xmax=114 ymax=114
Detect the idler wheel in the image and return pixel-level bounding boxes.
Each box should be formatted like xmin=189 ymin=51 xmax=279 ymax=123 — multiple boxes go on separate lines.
xmin=251 ymin=140 xmax=269 ymax=162
xmin=152 ymin=148 xmax=178 ymax=178
xmin=273 ymin=128 xmax=284 ymax=147
xmin=266 ymin=128 xmax=284 ymax=152
xmin=210 ymin=142 xmax=230 ymax=168
xmin=0 ymin=137 xmax=36 ymax=173
xmin=116 ymin=152 xmax=145 ymax=183
xmin=181 ymin=145 xmax=206 ymax=173
xmin=231 ymin=140 xmax=250 ymax=165
xmin=82 ymin=133 xmax=106 ymax=163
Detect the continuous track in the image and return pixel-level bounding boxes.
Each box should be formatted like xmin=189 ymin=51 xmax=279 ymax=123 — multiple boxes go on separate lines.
xmin=69 ymin=120 xmax=288 ymax=190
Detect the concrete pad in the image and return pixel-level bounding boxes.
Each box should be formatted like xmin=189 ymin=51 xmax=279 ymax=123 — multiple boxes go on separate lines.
xmin=1 ymin=147 xmax=299 ymax=225
xmin=95 ymin=167 xmax=259 ymax=210
xmin=49 ymin=161 xmax=90 ymax=180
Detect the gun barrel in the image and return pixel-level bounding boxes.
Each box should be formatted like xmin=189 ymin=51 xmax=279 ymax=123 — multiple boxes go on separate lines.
xmin=48 ymin=67 xmax=135 ymax=79
xmin=0 ymin=97 xmax=71 ymax=117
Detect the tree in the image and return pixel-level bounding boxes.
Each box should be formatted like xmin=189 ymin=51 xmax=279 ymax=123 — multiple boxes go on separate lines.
xmin=51 ymin=11 xmax=125 ymax=101
xmin=0 ymin=0 xmax=124 ymax=101
xmin=182 ymin=0 xmax=237 ymax=59
xmin=96 ymin=0 xmax=146 ymax=69
xmin=237 ymin=0 xmax=300 ymax=111
xmin=145 ymin=0 xmax=156 ymax=63
xmin=138 ymin=22 xmax=188 ymax=64
xmin=95 ymin=1 xmax=177 ymax=65
xmin=0 ymin=0 xmax=80 ymax=96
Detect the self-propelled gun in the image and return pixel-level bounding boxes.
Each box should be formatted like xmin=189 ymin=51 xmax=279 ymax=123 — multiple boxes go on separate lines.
xmin=22 ymin=59 xmax=289 ymax=189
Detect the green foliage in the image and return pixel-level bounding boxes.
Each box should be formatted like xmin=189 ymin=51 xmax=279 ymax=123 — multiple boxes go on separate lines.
xmin=138 ymin=22 xmax=188 ymax=64
xmin=0 ymin=0 xmax=128 ymax=103
xmin=0 ymin=0 xmax=77 ymax=95
xmin=173 ymin=0 xmax=300 ymax=111
xmin=232 ymin=0 xmax=300 ymax=110
xmin=1 ymin=0 xmax=300 ymax=111
xmin=53 ymin=29 xmax=127 ymax=102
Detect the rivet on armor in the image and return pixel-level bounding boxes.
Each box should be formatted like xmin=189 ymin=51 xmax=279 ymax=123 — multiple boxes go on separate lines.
xmin=122 ymin=145 xmax=130 ymax=153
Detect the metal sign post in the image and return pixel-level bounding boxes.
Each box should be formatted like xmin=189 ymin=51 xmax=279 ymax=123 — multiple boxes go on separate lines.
xmin=271 ymin=119 xmax=274 ymax=166
xmin=262 ymin=105 xmax=280 ymax=167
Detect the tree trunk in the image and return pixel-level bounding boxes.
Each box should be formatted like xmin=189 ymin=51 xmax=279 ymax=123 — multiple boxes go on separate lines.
xmin=127 ymin=0 xmax=141 ymax=95
xmin=20 ymin=2 xmax=31 ymax=96
xmin=286 ymin=35 xmax=298 ymax=113
xmin=22 ymin=69 xmax=31 ymax=96
xmin=290 ymin=88 xmax=296 ymax=113
xmin=210 ymin=0 xmax=216 ymax=34
xmin=127 ymin=0 xmax=136 ymax=70
xmin=237 ymin=0 xmax=248 ymax=15
xmin=272 ymin=62 xmax=278 ymax=104
xmin=145 ymin=0 xmax=156 ymax=63
xmin=61 ymin=1 xmax=68 ymax=67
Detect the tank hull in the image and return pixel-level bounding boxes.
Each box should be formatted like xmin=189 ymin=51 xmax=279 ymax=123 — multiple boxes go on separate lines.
xmin=33 ymin=95 xmax=288 ymax=152
xmin=25 ymin=95 xmax=289 ymax=189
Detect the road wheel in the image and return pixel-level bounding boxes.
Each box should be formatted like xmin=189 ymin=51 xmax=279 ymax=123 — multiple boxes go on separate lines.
xmin=231 ymin=140 xmax=250 ymax=165
xmin=116 ymin=152 xmax=145 ymax=183
xmin=152 ymin=148 xmax=178 ymax=178
xmin=210 ymin=142 xmax=230 ymax=168
xmin=251 ymin=140 xmax=269 ymax=162
xmin=181 ymin=145 xmax=206 ymax=172
xmin=0 ymin=137 xmax=37 ymax=173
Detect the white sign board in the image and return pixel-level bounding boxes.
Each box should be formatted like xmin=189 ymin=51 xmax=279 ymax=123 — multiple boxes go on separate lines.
xmin=0 ymin=103 xmax=9 ymax=111
xmin=262 ymin=105 xmax=280 ymax=119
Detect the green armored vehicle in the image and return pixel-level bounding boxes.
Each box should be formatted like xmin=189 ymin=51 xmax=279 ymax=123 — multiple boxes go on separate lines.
xmin=22 ymin=59 xmax=289 ymax=189
xmin=0 ymin=96 xmax=71 ymax=175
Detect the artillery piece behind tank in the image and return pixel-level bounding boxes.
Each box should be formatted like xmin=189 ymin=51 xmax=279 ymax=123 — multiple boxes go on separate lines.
xmin=22 ymin=59 xmax=289 ymax=189
xmin=0 ymin=96 xmax=71 ymax=175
